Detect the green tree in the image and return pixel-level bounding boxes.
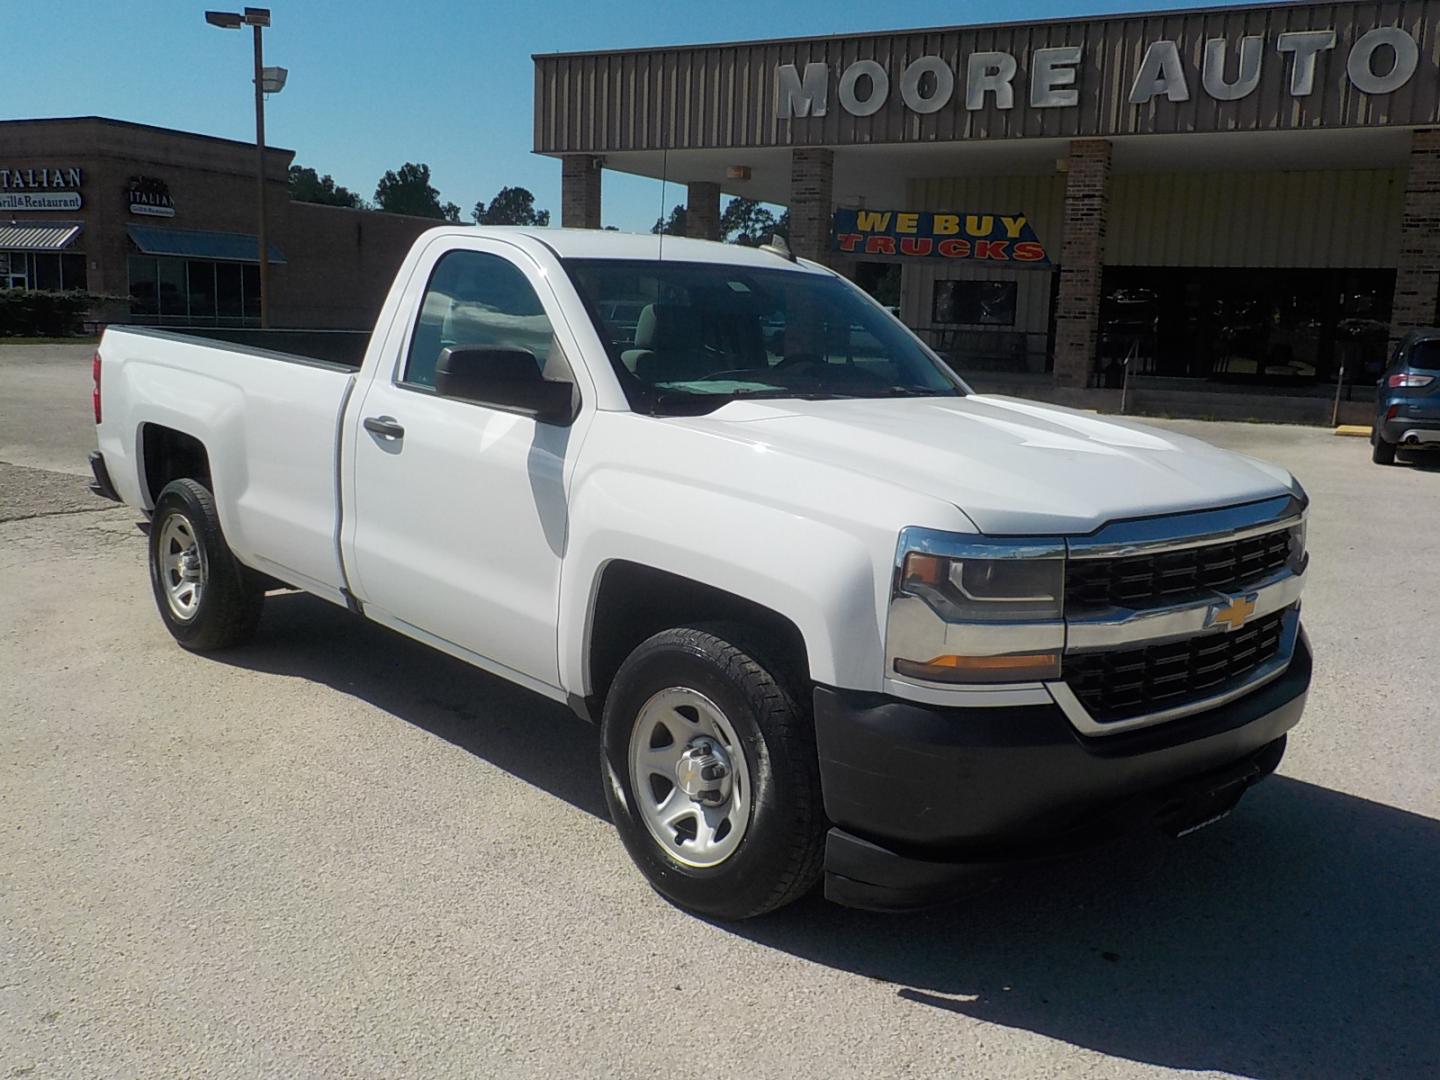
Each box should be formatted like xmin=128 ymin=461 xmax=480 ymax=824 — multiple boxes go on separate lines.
xmin=288 ymin=165 xmax=364 ymax=208
xmin=720 ymin=197 xmax=780 ymax=246
xmin=651 ymin=204 xmax=687 ymax=236
xmin=472 ymin=186 xmax=551 ymax=226
xmin=374 ymin=162 xmax=456 ymax=220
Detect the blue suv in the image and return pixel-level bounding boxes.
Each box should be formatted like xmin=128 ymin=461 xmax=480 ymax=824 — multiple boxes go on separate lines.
xmin=1374 ymin=329 xmax=1440 ymax=465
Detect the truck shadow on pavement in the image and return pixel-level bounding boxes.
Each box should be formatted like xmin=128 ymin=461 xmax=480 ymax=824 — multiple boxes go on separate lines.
xmin=731 ymin=780 xmax=1440 ymax=1079
xmin=218 ymin=593 xmax=1435 ymax=1078
xmin=219 ymin=591 xmax=609 ymax=820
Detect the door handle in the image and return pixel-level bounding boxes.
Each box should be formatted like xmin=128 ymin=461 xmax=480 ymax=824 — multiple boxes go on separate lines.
xmin=363 ymin=415 xmax=405 ymax=440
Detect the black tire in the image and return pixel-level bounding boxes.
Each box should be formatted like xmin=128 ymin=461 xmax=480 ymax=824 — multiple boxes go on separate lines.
xmin=1372 ymin=436 xmax=1397 ymax=465
xmin=600 ymin=624 xmax=826 ymax=920
xmin=148 ymin=478 xmax=264 ymax=651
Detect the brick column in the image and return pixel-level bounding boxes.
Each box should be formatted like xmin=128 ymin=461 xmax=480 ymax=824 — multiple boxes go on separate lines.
xmin=1053 ymin=140 xmax=1112 ymax=388
xmin=1390 ymin=129 xmax=1440 ymax=347
xmin=560 ymin=155 xmax=602 ymax=229
xmin=788 ymin=148 xmax=834 ymax=265
xmin=685 ymin=181 xmax=721 ymax=241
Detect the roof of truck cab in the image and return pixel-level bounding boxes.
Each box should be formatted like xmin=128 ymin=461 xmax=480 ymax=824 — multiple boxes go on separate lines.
xmin=414 ymin=226 xmax=833 ymax=272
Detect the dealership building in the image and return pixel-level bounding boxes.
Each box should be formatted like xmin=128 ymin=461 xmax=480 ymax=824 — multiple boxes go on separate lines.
xmin=535 ymin=0 xmax=1440 ymax=412
xmin=0 ymin=116 xmax=434 ymax=329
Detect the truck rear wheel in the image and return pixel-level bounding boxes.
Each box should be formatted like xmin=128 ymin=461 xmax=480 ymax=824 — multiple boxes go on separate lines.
xmin=600 ymin=624 xmax=826 ymax=920
xmin=148 ymin=478 xmax=264 ymax=651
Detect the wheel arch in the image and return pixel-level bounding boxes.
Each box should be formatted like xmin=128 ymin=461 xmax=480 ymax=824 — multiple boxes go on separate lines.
xmin=139 ymin=423 xmax=212 ymax=508
xmin=574 ymin=560 xmax=815 ymax=721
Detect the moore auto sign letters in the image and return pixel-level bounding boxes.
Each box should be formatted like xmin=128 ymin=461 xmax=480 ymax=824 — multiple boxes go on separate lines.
xmin=776 ymin=26 xmax=1420 ymax=118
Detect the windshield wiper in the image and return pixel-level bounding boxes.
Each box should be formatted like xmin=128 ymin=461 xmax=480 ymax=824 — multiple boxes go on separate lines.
xmin=729 ymin=388 xmax=855 ymax=401
xmin=875 ymin=385 xmax=947 ymax=396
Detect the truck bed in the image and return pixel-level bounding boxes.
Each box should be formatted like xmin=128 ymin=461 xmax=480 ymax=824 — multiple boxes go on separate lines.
xmin=96 ymin=324 xmax=361 ymax=605
xmin=146 ymin=326 xmax=371 ymax=370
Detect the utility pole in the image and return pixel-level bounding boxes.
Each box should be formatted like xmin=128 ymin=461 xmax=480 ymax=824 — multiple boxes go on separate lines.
xmin=252 ymin=16 xmax=269 ymax=327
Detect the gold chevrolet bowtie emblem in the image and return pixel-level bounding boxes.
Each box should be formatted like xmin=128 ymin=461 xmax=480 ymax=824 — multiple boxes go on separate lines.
xmin=1207 ymin=594 xmax=1257 ymax=632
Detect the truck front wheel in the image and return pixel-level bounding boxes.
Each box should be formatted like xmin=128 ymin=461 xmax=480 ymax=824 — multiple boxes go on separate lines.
xmin=148 ymin=478 xmax=264 ymax=651
xmin=600 ymin=624 xmax=826 ymax=919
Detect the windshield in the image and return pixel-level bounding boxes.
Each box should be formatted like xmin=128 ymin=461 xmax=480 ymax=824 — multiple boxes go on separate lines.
xmin=564 ymin=258 xmax=965 ymax=414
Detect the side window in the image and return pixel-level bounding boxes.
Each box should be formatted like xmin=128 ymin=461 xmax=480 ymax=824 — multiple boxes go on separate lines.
xmin=402 ymin=250 xmax=554 ymax=389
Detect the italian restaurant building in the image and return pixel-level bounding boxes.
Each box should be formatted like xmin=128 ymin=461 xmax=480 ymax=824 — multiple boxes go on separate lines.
xmin=0 ymin=116 xmax=434 ymax=330
xmin=535 ymin=0 xmax=1440 ymax=412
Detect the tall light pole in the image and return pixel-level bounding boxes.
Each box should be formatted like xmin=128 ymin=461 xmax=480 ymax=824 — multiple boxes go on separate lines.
xmin=205 ymin=7 xmax=284 ymax=328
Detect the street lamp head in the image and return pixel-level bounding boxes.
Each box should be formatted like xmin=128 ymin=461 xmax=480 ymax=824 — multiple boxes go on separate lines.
xmin=260 ymin=66 xmax=288 ymax=94
xmin=205 ymin=7 xmax=269 ymax=28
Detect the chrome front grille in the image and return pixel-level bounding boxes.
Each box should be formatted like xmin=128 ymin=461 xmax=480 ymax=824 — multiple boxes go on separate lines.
xmin=1063 ymin=607 xmax=1290 ymax=724
xmin=1065 ymin=529 xmax=1292 ymax=612
xmin=1053 ymin=495 xmax=1308 ymax=735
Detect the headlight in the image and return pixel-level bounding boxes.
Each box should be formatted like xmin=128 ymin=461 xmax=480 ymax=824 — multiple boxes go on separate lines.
xmin=1288 ymin=519 xmax=1307 ymax=571
xmin=900 ymin=552 xmax=1064 ymax=622
xmin=887 ymin=533 xmax=1065 ymax=685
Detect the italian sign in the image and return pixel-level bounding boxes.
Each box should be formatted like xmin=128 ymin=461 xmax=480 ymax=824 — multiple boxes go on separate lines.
xmin=833 ymin=209 xmax=1049 ymax=264
xmin=0 ymin=192 xmax=83 ymax=211
xmin=0 ymin=166 xmax=84 ymax=211
xmin=127 ymin=176 xmax=176 ymax=217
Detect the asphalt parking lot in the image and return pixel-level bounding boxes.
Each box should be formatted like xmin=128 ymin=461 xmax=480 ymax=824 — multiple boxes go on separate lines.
xmin=2 ymin=344 xmax=1437 ymax=1078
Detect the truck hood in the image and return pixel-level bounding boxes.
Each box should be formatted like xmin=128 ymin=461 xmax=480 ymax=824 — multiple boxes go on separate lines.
xmin=692 ymin=394 xmax=1296 ymax=535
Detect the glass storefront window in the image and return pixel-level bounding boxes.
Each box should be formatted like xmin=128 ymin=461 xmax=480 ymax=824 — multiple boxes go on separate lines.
xmin=242 ymin=264 xmax=260 ymax=320
xmin=128 ymin=255 xmax=159 ymax=317
xmin=158 ymin=258 xmax=187 ymax=318
xmin=1098 ymin=267 xmax=1396 ymax=387
xmin=216 ymin=262 xmax=243 ymax=318
xmin=126 ymin=254 xmax=261 ymax=326
xmin=2 ymin=251 xmax=29 ymax=290
xmin=187 ymin=262 xmax=216 ymax=319
xmin=1 ymin=252 xmax=89 ymax=292
xmin=60 ymin=254 xmax=87 ymax=292
xmin=31 ymin=254 xmax=62 ymax=291
xmin=932 ymin=280 xmax=1017 ymax=326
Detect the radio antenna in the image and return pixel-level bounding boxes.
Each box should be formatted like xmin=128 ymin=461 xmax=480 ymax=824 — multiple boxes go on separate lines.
xmin=657 ymin=147 xmax=669 ymax=262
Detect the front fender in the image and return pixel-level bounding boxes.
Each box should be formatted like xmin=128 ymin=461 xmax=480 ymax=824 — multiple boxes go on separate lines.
xmin=560 ymin=473 xmax=877 ymax=693
xmin=559 ymin=459 xmax=968 ymax=695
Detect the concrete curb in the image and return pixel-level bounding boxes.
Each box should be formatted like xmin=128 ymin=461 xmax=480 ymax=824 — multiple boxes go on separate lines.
xmin=1334 ymin=425 xmax=1373 ymax=438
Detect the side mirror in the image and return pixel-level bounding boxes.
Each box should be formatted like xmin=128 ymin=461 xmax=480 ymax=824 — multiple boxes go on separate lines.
xmin=434 ymin=346 xmax=576 ymax=426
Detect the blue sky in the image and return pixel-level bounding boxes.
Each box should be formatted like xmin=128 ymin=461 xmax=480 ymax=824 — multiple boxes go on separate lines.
xmin=11 ymin=0 xmax=1256 ymax=231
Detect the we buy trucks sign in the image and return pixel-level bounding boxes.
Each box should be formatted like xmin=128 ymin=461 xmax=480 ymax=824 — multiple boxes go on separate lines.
xmin=832 ymin=209 xmax=1050 ymax=265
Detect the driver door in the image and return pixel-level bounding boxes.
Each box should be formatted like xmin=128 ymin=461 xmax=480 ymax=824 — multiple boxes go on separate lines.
xmin=346 ymin=240 xmax=578 ymax=691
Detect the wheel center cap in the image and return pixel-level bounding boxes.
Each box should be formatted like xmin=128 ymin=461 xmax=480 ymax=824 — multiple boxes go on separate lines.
xmin=675 ymin=738 xmax=733 ymax=805
xmin=179 ymin=549 xmax=202 ymax=582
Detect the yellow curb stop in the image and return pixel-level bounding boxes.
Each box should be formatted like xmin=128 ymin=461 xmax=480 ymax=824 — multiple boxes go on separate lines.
xmin=1334 ymin=425 xmax=1372 ymax=438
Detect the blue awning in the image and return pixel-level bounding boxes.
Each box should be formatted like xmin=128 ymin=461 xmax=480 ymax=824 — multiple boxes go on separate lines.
xmin=127 ymin=225 xmax=285 ymax=265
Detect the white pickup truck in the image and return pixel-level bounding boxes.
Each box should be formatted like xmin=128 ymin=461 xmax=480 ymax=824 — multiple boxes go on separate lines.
xmin=90 ymin=227 xmax=1311 ymax=917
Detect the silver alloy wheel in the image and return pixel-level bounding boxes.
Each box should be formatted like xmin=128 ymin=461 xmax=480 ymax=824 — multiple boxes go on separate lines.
xmin=628 ymin=687 xmax=752 ymax=869
xmin=157 ymin=513 xmax=206 ymax=621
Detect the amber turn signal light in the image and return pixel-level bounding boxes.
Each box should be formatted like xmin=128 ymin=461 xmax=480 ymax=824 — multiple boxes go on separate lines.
xmin=894 ymin=651 xmax=1061 ymax=684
